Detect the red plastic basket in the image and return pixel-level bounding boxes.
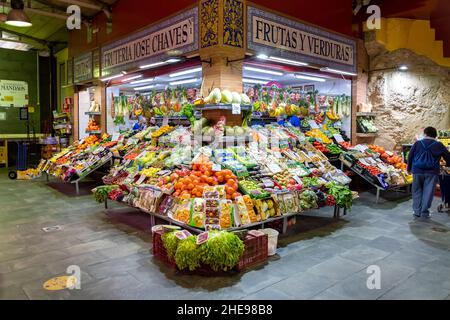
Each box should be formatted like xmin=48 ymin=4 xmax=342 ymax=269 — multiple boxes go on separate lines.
xmin=235 ymin=234 xmax=268 ymax=271
xmin=152 ymin=230 xmax=177 ymax=269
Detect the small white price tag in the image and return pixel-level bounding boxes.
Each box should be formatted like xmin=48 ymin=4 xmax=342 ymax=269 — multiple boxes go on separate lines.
xmin=267 ymin=162 xmax=282 ymax=174
xmin=212 ymin=164 xmax=221 ymax=172
xmin=232 ymin=103 xmax=241 ymax=115
xmin=359 ymin=158 xmax=371 ymax=166
xmin=162 ymin=116 xmax=169 ymax=126
xmin=308 ymin=120 xmax=319 ymax=129
xmin=333 ymin=134 xmax=344 ymax=143
xmin=135 ymin=174 xmax=147 ymax=185
xmin=293 ymin=175 xmax=302 ymax=184
xmin=274 ymin=151 xmax=283 ymax=159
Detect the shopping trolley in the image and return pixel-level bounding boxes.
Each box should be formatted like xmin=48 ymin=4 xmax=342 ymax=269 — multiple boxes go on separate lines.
xmin=437 ymin=167 xmax=450 ymax=213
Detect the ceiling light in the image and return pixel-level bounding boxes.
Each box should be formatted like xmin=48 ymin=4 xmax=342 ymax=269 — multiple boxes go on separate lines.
xmin=169 ymin=78 xmax=200 ymax=86
xmin=165 ymin=58 xmax=181 ymax=63
xmin=320 ymin=67 xmax=357 ymax=76
xmin=133 ymin=85 xmax=156 ymax=91
xmin=243 ymin=78 xmax=269 ymax=85
xmin=257 ymin=54 xmax=308 ymax=66
xmin=244 ymin=66 xmax=283 ymax=76
xmin=139 ymin=58 xmax=181 ymax=70
xmin=139 ymin=61 xmax=166 ymax=69
xmin=100 ymin=73 xmax=123 ymax=81
xmin=0 ymin=39 xmax=31 ymax=51
xmin=398 ymin=65 xmax=408 ymax=71
xmin=169 ymin=67 xmax=202 ymax=78
xmin=6 ymin=0 xmax=32 ymax=27
xmin=294 ymin=74 xmax=326 ymax=82
xmin=130 ymin=78 xmax=154 ymax=85
xmin=121 ymin=75 xmax=142 ymax=82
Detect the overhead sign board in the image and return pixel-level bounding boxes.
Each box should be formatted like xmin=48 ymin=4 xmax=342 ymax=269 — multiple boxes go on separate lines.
xmin=0 ymin=80 xmax=29 ymax=108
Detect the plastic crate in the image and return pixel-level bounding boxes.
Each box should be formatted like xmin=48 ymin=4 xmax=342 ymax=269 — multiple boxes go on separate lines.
xmin=235 ymin=233 xmax=269 ymax=271
xmin=152 ymin=230 xmax=177 ymax=269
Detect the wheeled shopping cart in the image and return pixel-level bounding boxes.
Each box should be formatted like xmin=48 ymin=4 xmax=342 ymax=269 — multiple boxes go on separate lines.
xmin=437 ymin=167 xmax=450 ymax=213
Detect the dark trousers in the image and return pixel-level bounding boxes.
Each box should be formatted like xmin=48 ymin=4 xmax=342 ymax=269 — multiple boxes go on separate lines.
xmin=412 ymin=174 xmax=438 ymax=217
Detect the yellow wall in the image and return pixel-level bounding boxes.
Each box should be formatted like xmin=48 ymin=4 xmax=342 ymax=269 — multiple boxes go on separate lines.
xmin=370 ymin=18 xmax=450 ymax=68
xmin=55 ymin=48 xmax=74 ymax=112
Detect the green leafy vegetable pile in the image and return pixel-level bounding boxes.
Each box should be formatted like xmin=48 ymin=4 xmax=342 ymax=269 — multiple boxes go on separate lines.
xmin=175 ymin=236 xmax=201 ymax=271
xmin=299 ymin=190 xmax=318 ymax=209
xmin=161 ymin=231 xmax=245 ymax=272
xmin=326 ymin=182 xmax=353 ymax=209
xmin=199 ymin=231 xmax=245 ymax=271
xmin=161 ymin=232 xmax=180 ymax=259
xmin=93 ymin=185 xmax=119 ymax=203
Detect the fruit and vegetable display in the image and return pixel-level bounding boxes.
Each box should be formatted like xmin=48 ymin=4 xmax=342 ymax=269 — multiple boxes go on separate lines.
xmin=340 ymin=144 xmax=412 ymax=188
xmin=84 ymin=118 xmax=357 ymax=233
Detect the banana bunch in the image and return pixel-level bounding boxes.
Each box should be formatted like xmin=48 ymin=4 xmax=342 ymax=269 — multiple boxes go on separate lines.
xmin=326 ymin=110 xmax=340 ymax=121
xmin=140 ymin=167 xmax=160 ymax=177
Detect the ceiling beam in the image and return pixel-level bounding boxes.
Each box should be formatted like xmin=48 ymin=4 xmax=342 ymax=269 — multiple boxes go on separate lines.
xmin=32 ymin=0 xmax=90 ymax=21
xmin=54 ymin=0 xmax=111 ymax=20
xmin=0 ymin=26 xmax=66 ymax=47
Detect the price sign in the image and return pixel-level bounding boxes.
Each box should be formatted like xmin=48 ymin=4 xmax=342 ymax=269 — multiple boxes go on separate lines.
xmin=135 ymin=174 xmax=147 ymax=185
xmin=293 ymin=175 xmax=302 ymax=184
xmin=162 ymin=116 xmax=169 ymax=126
xmin=308 ymin=120 xmax=319 ymax=129
xmin=111 ymin=133 xmax=120 ymax=141
xmin=232 ymin=103 xmax=241 ymax=115
xmin=212 ymin=164 xmax=221 ymax=172
xmin=333 ymin=134 xmax=345 ymax=143
xmin=196 ymin=232 xmax=209 ymax=245
xmin=267 ymin=162 xmax=282 ymax=174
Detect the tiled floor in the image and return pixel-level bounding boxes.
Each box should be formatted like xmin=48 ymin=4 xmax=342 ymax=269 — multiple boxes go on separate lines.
xmin=1 ymin=169 xmax=450 ymax=300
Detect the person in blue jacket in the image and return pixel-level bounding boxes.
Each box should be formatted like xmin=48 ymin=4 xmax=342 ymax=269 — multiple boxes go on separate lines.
xmin=407 ymin=127 xmax=450 ymax=219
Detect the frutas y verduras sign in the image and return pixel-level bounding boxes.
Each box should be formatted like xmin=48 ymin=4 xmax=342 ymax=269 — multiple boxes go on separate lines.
xmin=247 ymin=6 xmax=357 ymax=73
xmin=0 ymin=80 xmax=28 ymax=108
xmin=101 ymin=7 xmax=198 ymax=76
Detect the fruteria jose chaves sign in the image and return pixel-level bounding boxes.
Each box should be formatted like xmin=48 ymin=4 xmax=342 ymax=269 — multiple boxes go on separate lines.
xmin=0 ymin=80 xmax=28 ymax=108
xmin=101 ymin=7 xmax=198 ymax=77
xmin=247 ymin=6 xmax=357 ymax=73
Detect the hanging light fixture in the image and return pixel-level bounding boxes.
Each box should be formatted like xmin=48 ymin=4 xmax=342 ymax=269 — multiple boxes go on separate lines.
xmin=6 ymin=0 xmax=32 ymax=27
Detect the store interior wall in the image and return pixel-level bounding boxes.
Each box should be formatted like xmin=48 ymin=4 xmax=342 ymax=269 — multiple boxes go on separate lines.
xmin=0 ymin=48 xmax=39 ymax=135
xmin=366 ymin=38 xmax=450 ymax=150
xmin=56 ymin=49 xmax=74 ymax=112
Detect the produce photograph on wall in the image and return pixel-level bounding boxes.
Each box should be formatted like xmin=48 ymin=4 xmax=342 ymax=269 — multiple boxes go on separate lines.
xmin=0 ymin=0 xmax=449 ymax=309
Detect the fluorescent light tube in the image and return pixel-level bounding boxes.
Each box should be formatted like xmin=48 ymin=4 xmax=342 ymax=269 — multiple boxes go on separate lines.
xmin=169 ymin=67 xmax=202 ymax=78
xmin=320 ymin=67 xmax=357 ymax=76
xmin=244 ymin=66 xmax=283 ymax=76
xmin=295 ymin=74 xmax=326 ymax=82
xmin=130 ymin=78 xmax=155 ymax=85
xmin=100 ymin=74 xmax=123 ymax=81
xmin=139 ymin=61 xmax=166 ymax=69
xmin=257 ymin=54 xmax=308 ymax=66
xmin=169 ymin=78 xmax=200 ymax=86
xmin=165 ymin=58 xmax=182 ymax=63
xmin=243 ymin=78 xmax=269 ymax=85
xmin=134 ymin=85 xmax=156 ymax=91
xmin=121 ymin=75 xmax=142 ymax=82
xmin=398 ymin=65 xmax=408 ymax=71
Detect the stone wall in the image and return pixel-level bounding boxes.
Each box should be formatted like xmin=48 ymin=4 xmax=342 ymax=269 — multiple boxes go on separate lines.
xmin=366 ymin=36 xmax=450 ymax=150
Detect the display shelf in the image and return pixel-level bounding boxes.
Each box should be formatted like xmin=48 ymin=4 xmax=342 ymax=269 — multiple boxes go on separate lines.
xmin=85 ymin=112 xmax=101 ymax=116
xmin=105 ymin=198 xmax=345 ymax=235
xmin=86 ymin=130 xmax=102 ymax=134
xmin=356 ymin=133 xmax=378 ymax=137
xmin=195 ymin=104 xmax=252 ymax=111
xmin=356 ymin=112 xmax=377 ymax=117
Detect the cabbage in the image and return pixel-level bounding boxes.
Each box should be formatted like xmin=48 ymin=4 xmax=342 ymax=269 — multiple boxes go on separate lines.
xmin=225 ymin=126 xmax=235 ymax=136
xmin=208 ymin=88 xmax=221 ymax=104
xmin=221 ymin=90 xmax=233 ymax=104
xmin=231 ymin=92 xmax=242 ymax=104
xmin=240 ymin=93 xmax=251 ymax=105
xmin=234 ymin=126 xmax=244 ymax=136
